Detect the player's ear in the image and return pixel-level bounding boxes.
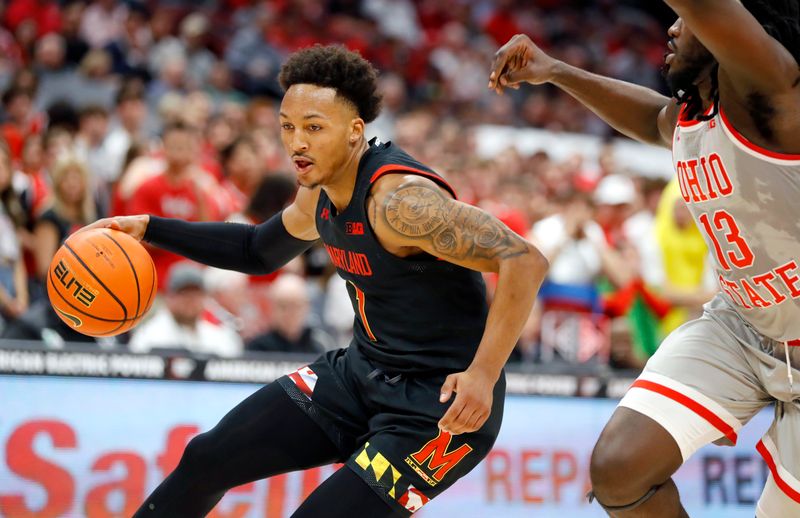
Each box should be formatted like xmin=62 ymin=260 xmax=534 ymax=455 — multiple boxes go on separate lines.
xmin=350 ymin=118 xmax=365 ymax=145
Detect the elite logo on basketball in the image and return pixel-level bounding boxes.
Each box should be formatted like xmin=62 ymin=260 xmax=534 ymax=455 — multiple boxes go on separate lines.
xmin=53 ymin=259 xmax=98 ymax=308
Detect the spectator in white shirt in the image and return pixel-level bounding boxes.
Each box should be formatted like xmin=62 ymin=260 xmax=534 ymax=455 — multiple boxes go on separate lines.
xmin=129 ymin=262 xmax=243 ymax=357
xmin=530 ymin=188 xmax=631 ymax=312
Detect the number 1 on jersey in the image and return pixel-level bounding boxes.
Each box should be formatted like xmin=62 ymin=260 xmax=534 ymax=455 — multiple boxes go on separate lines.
xmin=349 ymin=280 xmax=377 ymax=342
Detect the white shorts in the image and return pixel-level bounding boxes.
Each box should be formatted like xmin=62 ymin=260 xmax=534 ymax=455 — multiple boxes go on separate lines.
xmin=619 ymin=294 xmax=800 ymax=517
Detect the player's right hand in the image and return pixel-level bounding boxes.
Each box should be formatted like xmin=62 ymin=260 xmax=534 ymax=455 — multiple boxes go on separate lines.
xmin=488 ymin=34 xmax=557 ymax=93
xmin=78 ymin=215 xmax=150 ymax=242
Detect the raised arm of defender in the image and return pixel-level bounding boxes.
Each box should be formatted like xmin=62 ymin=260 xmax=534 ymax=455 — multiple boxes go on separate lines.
xmin=664 ymin=0 xmax=800 ymax=98
xmin=488 ymin=33 xmax=680 ymax=148
xmin=80 ymin=186 xmax=322 ymax=275
xmin=368 ymin=174 xmax=549 ymax=435
xmin=663 ymin=0 xmax=800 ymax=152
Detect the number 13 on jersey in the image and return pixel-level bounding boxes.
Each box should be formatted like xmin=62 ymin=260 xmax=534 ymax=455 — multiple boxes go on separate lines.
xmin=698 ymin=209 xmax=755 ymax=270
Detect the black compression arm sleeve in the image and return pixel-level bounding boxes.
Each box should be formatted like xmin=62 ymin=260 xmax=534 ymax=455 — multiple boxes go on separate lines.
xmin=142 ymin=212 xmax=317 ymax=275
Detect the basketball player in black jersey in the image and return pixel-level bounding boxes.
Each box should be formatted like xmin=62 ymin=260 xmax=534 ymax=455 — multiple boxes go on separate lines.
xmin=85 ymin=45 xmax=548 ymax=517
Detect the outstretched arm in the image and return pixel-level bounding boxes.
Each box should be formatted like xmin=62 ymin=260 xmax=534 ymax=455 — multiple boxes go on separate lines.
xmin=370 ymin=175 xmax=549 ymax=434
xmin=488 ymin=34 xmax=679 ymax=148
xmin=81 ymin=187 xmax=321 ymax=275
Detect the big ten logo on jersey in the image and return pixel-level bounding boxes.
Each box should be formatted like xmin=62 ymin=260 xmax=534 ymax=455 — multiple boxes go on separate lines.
xmin=323 ymin=244 xmax=373 ymax=276
xmin=345 ymin=221 xmax=365 ymax=235
xmin=53 ymin=259 xmax=97 ymax=307
xmin=404 ymin=430 xmax=472 ymax=487
xmin=676 ymin=152 xmax=733 ymax=203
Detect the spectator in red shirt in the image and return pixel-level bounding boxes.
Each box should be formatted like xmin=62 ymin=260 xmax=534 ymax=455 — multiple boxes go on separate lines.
xmin=2 ymin=87 xmax=42 ymax=162
xmin=108 ymin=141 xmax=158 ymax=217
xmin=128 ymin=121 xmax=221 ymax=289
xmin=17 ymin=134 xmax=50 ymax=220
xmin=5 ymin=0 xmax=62 ymax=38
xmin=483 ymin=0 xmax=522 ymax=47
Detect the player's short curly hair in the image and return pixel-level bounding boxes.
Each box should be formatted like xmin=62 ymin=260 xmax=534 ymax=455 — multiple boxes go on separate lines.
xmin=278 ymin=44 xmax=382 ymax=123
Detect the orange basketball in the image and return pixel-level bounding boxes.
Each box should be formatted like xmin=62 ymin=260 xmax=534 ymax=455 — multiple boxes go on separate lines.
xmin=47 ymin=228 xmax=157 ymax=337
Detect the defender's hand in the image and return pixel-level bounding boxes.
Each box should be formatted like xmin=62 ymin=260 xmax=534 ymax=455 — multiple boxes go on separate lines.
xmin=488 ymin=34 xmax=557 ymax=93
xmin=78 ymin=215 xmax=150 ymax=242
xmin=438 ymin=368 xmax=495 ymax=435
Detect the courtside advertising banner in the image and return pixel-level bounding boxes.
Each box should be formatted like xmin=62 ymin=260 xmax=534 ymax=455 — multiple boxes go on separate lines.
xmin=0 ymin=375 xmax=772 ymax=517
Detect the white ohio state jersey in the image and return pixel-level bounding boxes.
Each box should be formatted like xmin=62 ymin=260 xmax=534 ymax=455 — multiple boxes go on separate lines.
xmin=673 ymin=103 xmax=800 ymax=341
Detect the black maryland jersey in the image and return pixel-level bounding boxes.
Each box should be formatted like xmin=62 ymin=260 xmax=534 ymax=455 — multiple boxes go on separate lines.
xmin=316 ymin=138 xmax=488 ymax=374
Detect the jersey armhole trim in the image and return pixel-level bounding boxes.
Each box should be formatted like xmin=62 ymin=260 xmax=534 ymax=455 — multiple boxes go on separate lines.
xmin=370 ymin=164 xmax=458 ymax=200
xmin=718 ymin=104 xmax=800 ymax=162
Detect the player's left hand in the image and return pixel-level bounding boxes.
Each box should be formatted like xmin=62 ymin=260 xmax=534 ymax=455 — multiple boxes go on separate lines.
xmin=438 ymin=368 xmax=495 ymax=435
xmin=488 ymin=34 xmax=557 ymax=94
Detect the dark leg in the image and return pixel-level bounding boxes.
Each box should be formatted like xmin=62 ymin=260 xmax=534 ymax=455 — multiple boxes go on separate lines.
xmin=292 ymin=466 xmax=403 ymax=518
xmin=134 ymin=382 xmax=341 ymax=517
xmin=590 ymin=407 xmax=689 ymax=517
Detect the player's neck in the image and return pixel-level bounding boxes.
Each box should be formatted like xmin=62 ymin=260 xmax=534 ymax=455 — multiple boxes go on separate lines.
xmin=322 ymin=138 xmax=369 ymax=212
xmin=696 ymin=75 xmax=715 ymax=110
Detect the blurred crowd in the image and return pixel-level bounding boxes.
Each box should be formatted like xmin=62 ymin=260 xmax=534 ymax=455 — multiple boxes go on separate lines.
xmin=0 ymin=0 xmax=715 ymax=370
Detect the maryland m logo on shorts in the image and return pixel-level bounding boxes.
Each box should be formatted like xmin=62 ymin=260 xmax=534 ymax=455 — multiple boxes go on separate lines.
xmin=404 ymin=430 xmax=473 ymax=487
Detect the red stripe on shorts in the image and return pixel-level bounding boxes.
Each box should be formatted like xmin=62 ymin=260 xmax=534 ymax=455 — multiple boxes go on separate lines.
xmin=631 ymin=380 xmax=738 ymax=445
xmin=288 ymin=371 xmax=313 ymax=399
xmin=756 ymin=439 xmax=800 ymax=503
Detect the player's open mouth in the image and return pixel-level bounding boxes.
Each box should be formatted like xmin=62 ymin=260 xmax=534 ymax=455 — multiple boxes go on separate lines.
xmin=665 ymin=41 xmax=676 ymax=64
xmin=293 ymin=157 xmax=314 ymax=174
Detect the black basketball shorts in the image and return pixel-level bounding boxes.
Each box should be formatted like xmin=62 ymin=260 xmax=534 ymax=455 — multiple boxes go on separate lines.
xmin=277 ymin=344 xmax=505 ymax=516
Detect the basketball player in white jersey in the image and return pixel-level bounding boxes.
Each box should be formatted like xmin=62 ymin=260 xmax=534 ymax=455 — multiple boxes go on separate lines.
xmin=489 ymin=1 xmax=800 ymax=516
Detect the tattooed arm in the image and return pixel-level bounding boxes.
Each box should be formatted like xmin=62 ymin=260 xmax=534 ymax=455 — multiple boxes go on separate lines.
xmin=369 ymin=175 xmax=549 ymax=434
xmin=369 ymin=176 xmax=537 ymax=268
